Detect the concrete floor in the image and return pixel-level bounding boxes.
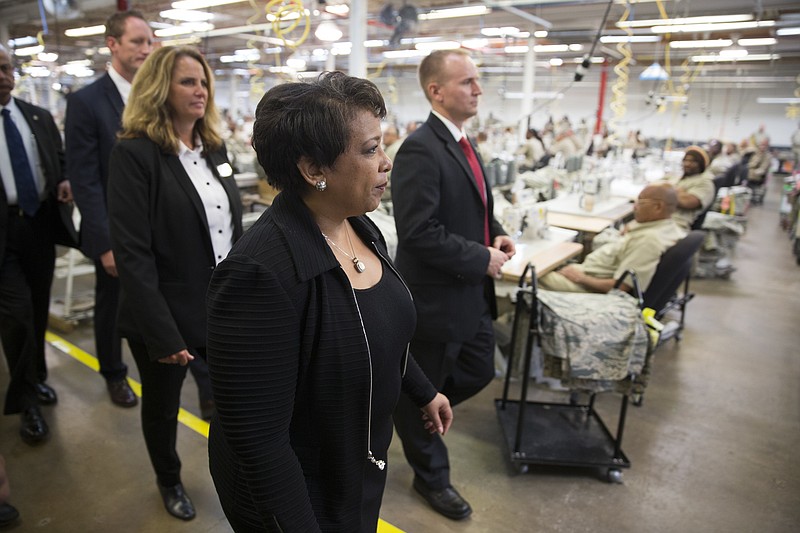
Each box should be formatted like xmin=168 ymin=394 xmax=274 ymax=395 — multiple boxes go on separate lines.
xmin=1 ymin=179 xmax=799 ymax=532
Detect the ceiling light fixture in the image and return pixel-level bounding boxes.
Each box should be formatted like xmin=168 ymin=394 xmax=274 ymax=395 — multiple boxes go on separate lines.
xmin=171 ymin=0 xmax=244 ymax=9
xmin=617 ymin=14 xmax=753 ymax=28
xmin=669 ymin=39 xmax=732 ymax=48
xmin=415 ymin=41 xmax=461 ymax=51
xmin=160 ymin=9 xmax=214 ymax=22
xmin=8 ymin=36 xmax=39 ymax=47
xmin=418 ymin=6 xmax=490 ymax=21
xmin=155 ymin=22 xmax=214 ymax=37
xmin=737 ymin=37 xmax=777 ymax=46
xmin=315 ymin=20 xmax=342 ymax=42
xmin=776 ymin=27 xmax=800 ymax=36
xmin=64 ymin=25 xmax=106 ymax=37
xmin=14 ymin=45 xmax=44 ymax=56
xmin=651 ymin=20 xmax=775 ymax=33
xmin=600 ymin=35 xmax=661 ymax=43
xmin=691 ymin=53 xmax=780 ymax=62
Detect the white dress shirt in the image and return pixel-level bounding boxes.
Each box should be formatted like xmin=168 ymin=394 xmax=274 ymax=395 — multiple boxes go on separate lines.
xmin=177 ymin=140 xmax=234 ymax=264
xmin=108 ymin=65 xmax=132 ymax=105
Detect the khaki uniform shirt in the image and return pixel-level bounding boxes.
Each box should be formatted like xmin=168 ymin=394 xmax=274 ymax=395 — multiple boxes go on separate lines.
xmin=670 ymin=170 xmax=716 ymax=231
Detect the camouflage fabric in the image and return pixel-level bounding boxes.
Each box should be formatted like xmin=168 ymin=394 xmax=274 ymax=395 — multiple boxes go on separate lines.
xmin=537 ymin=289 xmax=649 ymax=383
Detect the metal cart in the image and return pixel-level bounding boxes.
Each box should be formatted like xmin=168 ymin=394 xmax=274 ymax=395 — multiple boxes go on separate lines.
xmin=495 ymin=264 xmax=653 ymax=483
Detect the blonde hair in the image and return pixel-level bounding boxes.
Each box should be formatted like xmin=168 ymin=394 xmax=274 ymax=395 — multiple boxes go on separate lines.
xmin=120 ymin=46 xmax=222 ymax=154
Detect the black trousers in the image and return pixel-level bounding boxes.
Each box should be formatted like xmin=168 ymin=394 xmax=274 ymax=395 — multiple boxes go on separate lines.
xmin=392 ymin=308 xmax=496 ymax=490
xmin=0 ymin=204 xmax=55 ymax=414
xmin=128 ymin=339 xmax=205 ymax=487
xmin=92 ymin=259 xmax=127 ymax=382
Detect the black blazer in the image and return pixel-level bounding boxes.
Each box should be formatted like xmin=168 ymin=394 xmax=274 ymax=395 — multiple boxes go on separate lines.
xmin=391 ymin=113 xmax=506 ymax=342
xmin=107 ymin=137 xmax=243 ymax=361
xmin=0 ymin=98 xmax=78 ymax=262
xmin=207 ymin=191 xmax=436 ymax=532
xmin=65 ymin=73 xmax=124 ymax=259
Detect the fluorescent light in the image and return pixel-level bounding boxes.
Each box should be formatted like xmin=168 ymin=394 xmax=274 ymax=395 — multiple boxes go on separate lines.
xmin=37 ymin=52 xmax=58 ymax=62
xmin=600 ymin=35 xmax=661 ymax=43
xmin=549 ymin=58 xmax=563 ymax=66
xmin=504 ymin=45 xmax=529 ymax=54
xmin=415 ymin=41 xmax=461 ymax=51
xmin=652 ymin=20 xmax=775 ymax=33
xmin=324 ymin=4 xmax=349 ymax=15
xmin=418 ymin=6 xmax=490 ymax=21
xmin=14 ymin=45 xmax=44 ymax=56
xmin=266 ymin=9 xmax=309 ymax=22
xmin=67 ymin=59 xmax=92 ymax=66
xmin=383 ymin=49 xmax=429 ymax=59
xmin=65 ymin=25 xmax=106 ymax=37
xmin=571 ymin=56 xmax=605 ymax=64
xmin=24 ymin=65 xmax=51 ymax=77
xmin=669 ymin=39 xmax=732 ymax=48
xmin=776 ymin=27 xmax=800 ymax=36
xmin=315 ymin=20 xmax=342 ymax=42
xmin=691 ymin=53 xmax=780 ymax=62
xmin=502 ymin=92 xmax=564 ymax=99
xmin=481 ymin=27 xmax=526 ymax=38
xmin=171 ymin=0 xmax=244 ymax=8
xmin=568 ymin=44 xmax=583 ymax=51
xmin=160 ymin=9 xmax=214 ymax=22
xmin=154 ymin=22 xmax=214 ymax=37
xmin=757 ymin=97 xmax=800 ymax=104
xmin=534 ymin=30 xmax=548 ymax=38
xmin=720 ymin=48 xmax=748 ymax=58
xmin=461 ymin=38 xmax=489 ymax=49
xmin=365 ymin=40 xmax=386 ymax=47
xmin=286 ymin=58 xmax=306 ymax=70
xmin=737 ymin=38 xmax=777 ymax=46
xmin=640 ymin=62 xmax=669 ymax=80
xmin=158 ymin=37 xmax=201 ymax=46
xmin=618 ymin=14 xmax=753 ymax=28
xmin=8 ymin=36 xmax=38 ymax=47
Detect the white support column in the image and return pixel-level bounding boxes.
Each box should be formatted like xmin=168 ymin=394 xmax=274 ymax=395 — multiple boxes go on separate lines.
xmin=519 ymin=35 xmax=536 ymax=141
xmin=349 ymin=0 xmax=367 ymax=78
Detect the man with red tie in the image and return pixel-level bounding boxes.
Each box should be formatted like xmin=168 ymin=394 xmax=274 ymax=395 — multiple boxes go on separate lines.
xmin=391 ymin=49 xmax=515 ymax=520
xmin=0 ymin=44 xmax=76 ymax=445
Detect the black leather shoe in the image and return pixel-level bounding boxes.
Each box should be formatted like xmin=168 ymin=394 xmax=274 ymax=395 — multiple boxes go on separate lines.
xmin=0 ymin=502 xmax=20 ymax=527
xmin=107 ymin=379 xmax=137 ymax=407
xmin=158 ymin=483 xmax=196 ymax=521
xmin=35 ymin=382 xmax=57 ymax=405
xmin=20 ymin=406 xmax=49 ymax=445
xmin=413 ymin=478 xmax=472 ymax=520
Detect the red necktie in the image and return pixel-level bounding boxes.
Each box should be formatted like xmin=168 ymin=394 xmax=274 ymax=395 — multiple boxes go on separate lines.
xmin=458 ymin=136 xmax=490 ymax=245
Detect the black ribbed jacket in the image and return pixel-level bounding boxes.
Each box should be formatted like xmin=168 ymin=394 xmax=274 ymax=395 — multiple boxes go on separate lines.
xmin=207 ymin=191 xmax=437 ymax=532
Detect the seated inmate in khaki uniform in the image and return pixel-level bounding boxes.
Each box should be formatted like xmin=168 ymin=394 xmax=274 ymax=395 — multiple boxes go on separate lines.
xmin=539 ymin=185 xmax=686 ymax=294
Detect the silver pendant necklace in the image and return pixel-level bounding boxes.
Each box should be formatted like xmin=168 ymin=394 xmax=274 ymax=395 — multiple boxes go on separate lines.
xmin=321 ymin=224 xmax=367 ymax=274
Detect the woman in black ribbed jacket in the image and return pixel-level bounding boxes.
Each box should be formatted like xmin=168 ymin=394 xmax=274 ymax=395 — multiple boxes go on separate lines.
xmin=206 ymin=72 xmax=452 ymax=532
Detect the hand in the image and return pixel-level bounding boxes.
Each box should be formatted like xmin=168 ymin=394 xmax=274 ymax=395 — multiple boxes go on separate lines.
xmin=100 ymin=250 xmax=118 ymax=278
xmin=420 ymin=393 xmax=453 ymax=435
xmin=493 ymin=235 xmax=516 ymax=258
xmin=486 ymin=247 xmax=510 ymax=279
xmin=57 ymin=181 xmax=73 ymax=203
xmin=158 ymin=349 xmax=194 ymax=366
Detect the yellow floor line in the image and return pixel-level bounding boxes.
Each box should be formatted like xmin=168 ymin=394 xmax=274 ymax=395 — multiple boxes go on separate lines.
xmin=46 ymin=331 xmax=404 ymax=532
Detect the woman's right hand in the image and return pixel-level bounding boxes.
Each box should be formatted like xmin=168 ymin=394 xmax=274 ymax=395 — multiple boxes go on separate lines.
xmin=420 ymin=393 xmax=453 ymax=435
xmin=158 ymin=349 xmax=194 ymax=366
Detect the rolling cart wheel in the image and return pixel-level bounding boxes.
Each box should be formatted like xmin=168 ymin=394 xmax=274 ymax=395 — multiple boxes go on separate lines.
xmin=632 ymin=394 xmax=643 ymax=407
xmin=607 ymin=469 xmax=623 ymax=484
xmin=518 ymin=463 xmax=529 ymax=475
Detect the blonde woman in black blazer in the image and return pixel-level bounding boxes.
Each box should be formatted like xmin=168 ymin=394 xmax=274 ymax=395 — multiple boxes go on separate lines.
xmin=107 ymin=46 xmax=243 ymax=522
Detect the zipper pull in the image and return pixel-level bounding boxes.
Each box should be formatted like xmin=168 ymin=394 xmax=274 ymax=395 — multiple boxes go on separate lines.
xmin=368 ymin=451 xmax=386 ymax=471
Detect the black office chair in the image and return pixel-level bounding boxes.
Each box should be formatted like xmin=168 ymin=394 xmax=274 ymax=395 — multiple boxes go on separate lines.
xmin=617 ymin=230 xmax=705 ymax=342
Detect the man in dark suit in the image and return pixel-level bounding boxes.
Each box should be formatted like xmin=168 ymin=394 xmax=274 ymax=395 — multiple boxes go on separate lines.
xmin=64 ymin=10 xmax=153 ymax=407
xmin=0 ymin=45 xmax=76 ymax=444
xmin=391 ymin=49 xmax=516 ymax=520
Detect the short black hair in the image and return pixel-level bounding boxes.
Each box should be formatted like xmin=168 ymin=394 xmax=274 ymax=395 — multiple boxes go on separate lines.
xmin=252 ymin=71 xmax=387 ymax=195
